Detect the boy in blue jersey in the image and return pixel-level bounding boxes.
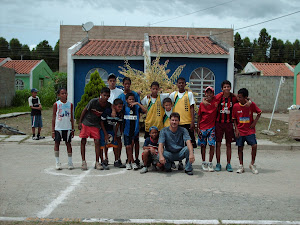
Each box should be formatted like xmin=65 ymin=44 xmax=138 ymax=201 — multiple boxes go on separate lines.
xmin=123 ymin=92 xmax=147 ymax=170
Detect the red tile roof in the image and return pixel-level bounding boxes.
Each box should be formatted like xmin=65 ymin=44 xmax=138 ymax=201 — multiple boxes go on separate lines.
xmin=252 ymin=62 xmax=294 ymax=77
xmin=75 ymin=39 xmax=144 ymax=56
xmin=149 ymin=35 xmax=228 ymax=55
xmin=2 ymin=60 xmax=41 ymax=74
xmin=0 ymin=58 xmax=6 ymax=63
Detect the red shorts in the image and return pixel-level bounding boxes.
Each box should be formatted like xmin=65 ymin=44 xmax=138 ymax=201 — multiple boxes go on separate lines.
xmin=79 ymin=124 xmax=100 ymax=140
xmin=215 ymin=122 xmax=235 ymax=143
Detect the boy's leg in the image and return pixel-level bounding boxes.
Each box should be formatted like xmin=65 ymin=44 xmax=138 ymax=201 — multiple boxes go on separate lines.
xmin=178 ymin=146 xmax=193 ymax=172
xmin=142 ymin=150 xmax=150 ymax=166
xmin=207 ymin=127 xmax=216 ymax=163
xmin=104 ymin=146 xmax=108 ymax=161
xmin=134 ymin=137 xmax=139 ymax=161
xmin=32 ymin=127 xmax=36 ymax=136
xmin=251 ymin=144 xmax=257 ymax=165
xmin=208 ymin=145 xmax=215 ymax=162
xmin=226 ymin=142 xmax=232 ymax=164
xmin=81 ymin=138 xmax=87 ymax=161
xmin=215 ymin=142 xmax=221 ymax=164
xmin=201 ymin=146 xmax=206 ymax=162
xmin=215 ymin=122 xmax=224 ymax=164
xmin=126 ymin=145 xmax=133 ymax=163
xmin=113 ymin=147 xmax=118 ymax=161
xmin=66 ymin=142 xmax=74 ymax=169
xmin=116 ymin=136 xmax=122 ymax=160
xmin=94 ymin=139 xmax=100 ymax=162
xmin=238 ymin=146 xmax=244 ymax=165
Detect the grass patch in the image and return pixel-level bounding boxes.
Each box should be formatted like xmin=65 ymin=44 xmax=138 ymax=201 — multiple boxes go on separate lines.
xmin=0 ymin=106 xmax=31 ymax=114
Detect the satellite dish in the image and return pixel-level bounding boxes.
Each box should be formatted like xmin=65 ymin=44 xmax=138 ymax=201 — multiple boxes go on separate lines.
xmin=82 ymin=22 xmax=94 ymax=32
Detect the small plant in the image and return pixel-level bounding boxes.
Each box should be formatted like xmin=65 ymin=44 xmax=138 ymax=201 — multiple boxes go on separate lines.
xmin=74 ymin=70 xmax=106 ymax=122
xmin=12 ymin=89 xmax=31 ymax=107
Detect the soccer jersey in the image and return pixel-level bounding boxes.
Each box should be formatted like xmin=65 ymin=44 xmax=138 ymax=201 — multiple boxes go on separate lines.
xmin=142 ymin=95 xmax=164 ymax=132
xmin=28 ymin=96 xmax=41 ymax=116
xmin=54 ymin=100 xmax=72 ymax=130
xmin=101 ymin=108 xmax=123 ymax=132
xmin=232 ymin=102 xmax=262 ymax=136
xmin=215 ymin=92 xmax=238 ymax=123
xmin=123 ymin=104 xmax=141 ymax=137
xmin=143 ymin=137 xmax=159 ymax=153
xmin=198 ymin=97 xmax=219 ymax=130
xmin=170 ymin=91 xmax=195 ymax=125
xmin=162 ymin=109 xmax=172 ymax=127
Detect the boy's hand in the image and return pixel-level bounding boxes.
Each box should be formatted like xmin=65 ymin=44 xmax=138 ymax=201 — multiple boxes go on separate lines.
xmin=91 ymin=109 xmax=102 ymax=117
xmin=202 ymin=97 xmax=210 ymax=106
xmin=159 ymin=155 xmax=166 ymax=165
xmin=190 ymin=122 xmax=195 ymax=131
xmin=129 ymin=102 xmax=138 ymax=107
xmin=104 ymin=134 xmax=109 ymax=143
xmin=235 ymin=129 xmax=240 ymax=139
xmin=71 ymin=130 xmax=74 ymax=138
xmin=249 ymin=121 xmax=257 ymax=129
xmin=197 ymin=128 xmax=202 ymax=136
xmin=52 ymin=132 xmax=55 ymax=139
xmin=78 ymin=123 xmax=82 ymax=130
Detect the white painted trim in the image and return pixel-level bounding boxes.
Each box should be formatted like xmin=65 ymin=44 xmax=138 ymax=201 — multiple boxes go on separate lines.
xmin=15 ymin=74 xmax=30 ymax=77
xmin=0 ymin=57 xmax=11 ymax=66
xmin=243 ymin=62 xmax=259 ymax=73
xmin=285 ymin=63 xmax=294 ymax=72
xmin=150 ymin=53 xmax=230 ymax=59
xmin=71 ymin=55 xmax=144 ymax=60
xmin=144 ymin=33 xmax=150 ymax=73
xmin=68 ymin=42 xmax=85 ymax=104
xmin=227 ymin=47 xmax=234 ymax=87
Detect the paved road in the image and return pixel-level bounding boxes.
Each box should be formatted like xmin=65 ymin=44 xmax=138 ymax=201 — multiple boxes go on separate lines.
xmin=1 ymin=143 xmax=300 ymax=222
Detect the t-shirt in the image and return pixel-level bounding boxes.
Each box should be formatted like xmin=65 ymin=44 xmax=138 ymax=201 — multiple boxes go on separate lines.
xmin=28 ymin=96 xmax=41 ymax=116
xmin=232 ymin=102 xmax=262 ymax=136
xmin=143 ymin=137 xmax=159 ymax=153
xmin=141 ymin=93 xmax=170 ymax=106
xmin=55 ymin=100 xmax=72 ymax=130
xmin=82 ymin=98 xmax=111 ymax=128
xmin=123 ymin=104 xmax=141 ymax=137
xmin=198 ymin=97 xmax=219 ymax=130
xmin=169 ymin=91 xmax=195 ymax=106
xmin=215 ymin=92 xmax=238 ymax=123
xmin=159 ymin=126 xmax=191 ymax=153
xmin=118 ymin=90 xmax=140 ymax=106
xmin=108 ymin=87 xmax=123 ymax=104
xmin=101 ymin=108 xmax=123 ymax=132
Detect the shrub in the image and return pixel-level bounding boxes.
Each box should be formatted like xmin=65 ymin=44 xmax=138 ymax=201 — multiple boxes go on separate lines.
xmin=74 ymin=70 xmax=106 ymax=122
xmin=12 ymin=89 xmax=31 ymax=107
xmin=39 ymin=80 xmax=57 ymax=107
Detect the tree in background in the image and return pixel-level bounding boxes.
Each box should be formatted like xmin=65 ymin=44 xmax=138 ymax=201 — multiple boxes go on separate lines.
xmin=0 ymin=37 xmax=9 ymax=58
xmin=50 ymin=72 xmax=67 ymax=91
xmin=252 ymin=28 xmax=271 ymax=62
xmin=21 ymin=44 xmax=31 ymax=60
xmin=269 ymin=38 xmax=284 ymax=63
xmin=9 ymin=38 xmax=22 ymax=60
xmin=74 ymin=70 xmax=106 ymax=122
xmin=292 ymin=40 xmax=300 ymax=65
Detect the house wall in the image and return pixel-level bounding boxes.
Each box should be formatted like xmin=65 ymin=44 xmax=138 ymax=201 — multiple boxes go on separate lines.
xmin=60 ymin=25 xmax=234 ymax=72
xmin=15 ymin=75 xmax=30 ymax=89
xmin=32 ymin=61 xmax=53 ymax=89
xmin=234 ymin=75 xmax=294 ymax=112
xmin=0 ymin=67 xmax=15 ymax=107
xmin=158 ymin=57 xmax=228 ymax=94
xmin=74 ymin=59 xmax=144 ymax=107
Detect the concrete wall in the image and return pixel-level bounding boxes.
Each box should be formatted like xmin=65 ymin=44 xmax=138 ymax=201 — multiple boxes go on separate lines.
xmin=0 ymin=67 xmax=15 ymax=107
xmin=234 ymin=75 xmax=294 ymax=112
xmin=60 ymin=25 xmax=234 ymax=72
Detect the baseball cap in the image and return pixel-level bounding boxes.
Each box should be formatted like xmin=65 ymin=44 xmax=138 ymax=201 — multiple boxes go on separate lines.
xmin=31 ymin=88 xmax=39 ymax=93
xmin=149 ymin=126 xmax=158 ymax=132
xmin=205 ymin=86 xmax=214 ymax=93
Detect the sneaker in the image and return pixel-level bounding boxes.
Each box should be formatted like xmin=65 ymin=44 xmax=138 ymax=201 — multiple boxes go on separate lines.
xmin=135 ymin=159 xmax=141 ymax=169
xmin=208 ymin=162 xmax=214 ymax=172
xmin=114 ymin=160 xmax=120 ymax=167
xmin=249 ymin=164 xmax=258 ymax=174
xmin=185 ymin=170 xmax=193 ymax=175
xmin=94 ymin=162 xmax=103 ymax=170
xmin=171 ymin=162 xmax=176 ymax=169
xmin=102 ymin=160 xmax=110 ymax=170
xmin=202 ymin=162 xmax=208 ymax=171
xmin=140 ymin=167 xmax=148 ymax=174
xmin=37 ymin=136 xmax=45 ymax=139
xmin=56 ymin=162 xmax=62 ymax=170
xmin=68 ymin=163 xmax=74 ymax=170
xmin=132 ymin=163 xmax=139 ymax=170
xmin=215 ymin=163 xmax=221 ymax=172
xmin=236 ymin=165 xmax=245 ymax=174
xmin=226 ymin=163 xmax=233 ymax=172
xmin=177 ymin=161 xmax=184 ymax=170
xmin=32 ymin=136 xmax=39 ymax=140
xmin=126 ymin=163 xmax=132 ymax=170
xmin=118 ymin=160 xmax=126 ymax=168
xmin=81 ymin=161 xmax=87 ymax=170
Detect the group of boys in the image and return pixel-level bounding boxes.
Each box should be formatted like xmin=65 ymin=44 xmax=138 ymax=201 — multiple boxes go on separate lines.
xmin=30 ymin=73 xmax=262 ymax=175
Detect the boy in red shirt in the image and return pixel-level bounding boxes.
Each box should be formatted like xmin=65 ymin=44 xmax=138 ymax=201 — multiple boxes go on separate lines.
xmin=197 ymin=86 xmax=218 ymax=172
xmin=232 ymin=88 xmax=262 ymax=174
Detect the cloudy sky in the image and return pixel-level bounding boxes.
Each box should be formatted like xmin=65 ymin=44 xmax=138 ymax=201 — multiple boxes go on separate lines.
xmin=0 ymin=0 xmax=299 ymax=49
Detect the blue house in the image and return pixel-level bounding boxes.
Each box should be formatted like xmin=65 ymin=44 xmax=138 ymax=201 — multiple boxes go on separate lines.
xmin=67 ymin=34 xmax=234 ymax=107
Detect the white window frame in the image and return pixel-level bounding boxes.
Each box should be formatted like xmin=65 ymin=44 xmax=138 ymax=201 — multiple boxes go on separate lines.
xmin=85 ymin=68 xmax=109 ymax=86
xmin=15 ymin=79 xmax=25 ymax=90
xmin=189 ymin=67 xmax=215 ymax=104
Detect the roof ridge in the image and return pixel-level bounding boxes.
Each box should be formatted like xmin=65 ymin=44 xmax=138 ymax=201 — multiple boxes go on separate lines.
xmin=89 ymin=39 xmax=143 ymax=42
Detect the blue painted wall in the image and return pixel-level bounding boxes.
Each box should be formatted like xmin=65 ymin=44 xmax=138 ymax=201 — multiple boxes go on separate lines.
xmin=74 ymin=59 xmax=144 ymax=106
xmin=156 ymin=57 xmax=228 ymax=94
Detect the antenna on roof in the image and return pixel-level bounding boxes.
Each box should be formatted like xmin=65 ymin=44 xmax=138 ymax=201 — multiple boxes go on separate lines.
xmin=82 ymin=21 xmax=94 ymax=38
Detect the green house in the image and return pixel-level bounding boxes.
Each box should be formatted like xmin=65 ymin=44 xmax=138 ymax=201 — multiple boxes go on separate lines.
xmin=1 ymin=59 xmax=52 ymax=90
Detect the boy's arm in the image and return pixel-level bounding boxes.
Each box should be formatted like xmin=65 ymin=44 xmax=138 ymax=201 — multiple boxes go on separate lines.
xmin=197 ymin=105 xmax=202 ymax=135
xmin=100 ymin=121 xmax=108 ymax=142
xmin=190 ymin=104 xmax=195 ymax=130
xmin=70 ymin=103 xmax=75 ymax=137
xmin=52 ymin=103 xmax=57 ymax=139
xmin=233 ymin=119 xmax=240 ymax=138
xmin=131 ymin=102 xmax=147 ymax=113
xmin=158 ymin=143 xmax=165 ymax=165
xmin=250 ymin=104 xmax=262 ymax=129
xmin=78 ymin=107 xmax=87 ymax=130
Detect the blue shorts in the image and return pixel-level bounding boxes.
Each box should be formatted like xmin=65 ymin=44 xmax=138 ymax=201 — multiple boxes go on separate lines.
xmin=31 ymin=115 xmax=43 ymax=128
xmin=236 ymin=134 xmax=257 ymax=147
xmin=198 ymin=127 xmax=216 ymax=147
xmin=100 ymin=129 xmax=118 ymax=149
xmin=124 ymin=135 xmax=139 ymax=146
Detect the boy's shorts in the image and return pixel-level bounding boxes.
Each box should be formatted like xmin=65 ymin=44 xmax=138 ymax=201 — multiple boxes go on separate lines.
xmin=100 ymin=129 xmax=118 ymax=149
xmin=54 ymin=130 xmax=72 ymax=143
xmin=31 ymin=115 xmax=43 ymax=128
xmin=215 ymin=122 xmax=235 ymax=143
xmin=236 ymin=134 xmax=257 ymax=147
xmin=79 ymin=124 xmax=100 ymax=139
xmin=113 ymin=124 xmax=122 ymax=137
xmin=142 ymin=151 xmax=159 ymax=167
xmin=198 ymin=127 xmax=216 ymax=147
xmin=124 ymin=134 xmax=139 ymax=146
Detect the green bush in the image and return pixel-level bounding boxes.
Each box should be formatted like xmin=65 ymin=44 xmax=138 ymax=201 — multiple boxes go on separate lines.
xmin=50 ymin=72 xmax=67 ymax=91
xmin=74 ymin=70 xmax=106 ymax=122
xmin=39 ymin=80 xmax=57 ymax=107
xmin=12 ymin=89 xmax=31 ymax=106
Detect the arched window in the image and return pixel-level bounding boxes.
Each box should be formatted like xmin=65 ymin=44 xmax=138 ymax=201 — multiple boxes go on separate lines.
xmin=15 ymin=79 xmax=24 ymax=90
xmin=85 ymin=68 xmax=109 ymax=86
xmin=189 ymin=67 xmax=215 ymax=104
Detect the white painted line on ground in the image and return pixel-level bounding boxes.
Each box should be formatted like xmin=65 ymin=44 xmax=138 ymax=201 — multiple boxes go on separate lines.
xmin=0 ymin=217 xmax=27 ymax=221
xmin=222 ymin=220 xmax=300 ymax=224
xmin=36 ymin=168 xmax=92 ymax=218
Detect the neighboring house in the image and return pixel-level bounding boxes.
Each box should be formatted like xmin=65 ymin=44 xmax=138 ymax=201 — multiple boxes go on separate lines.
xmin=0 ymin=66 xmax=15 ymax=107
xmin=235 ymin=62 xmax=295 ymax=112
xmin=68 ymin=34 xmax=234 ymax=107
xmin=294 ymin=63 xmax=300 ymax=105
xmin=1 ymin=60 xmax=52 ymax=90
